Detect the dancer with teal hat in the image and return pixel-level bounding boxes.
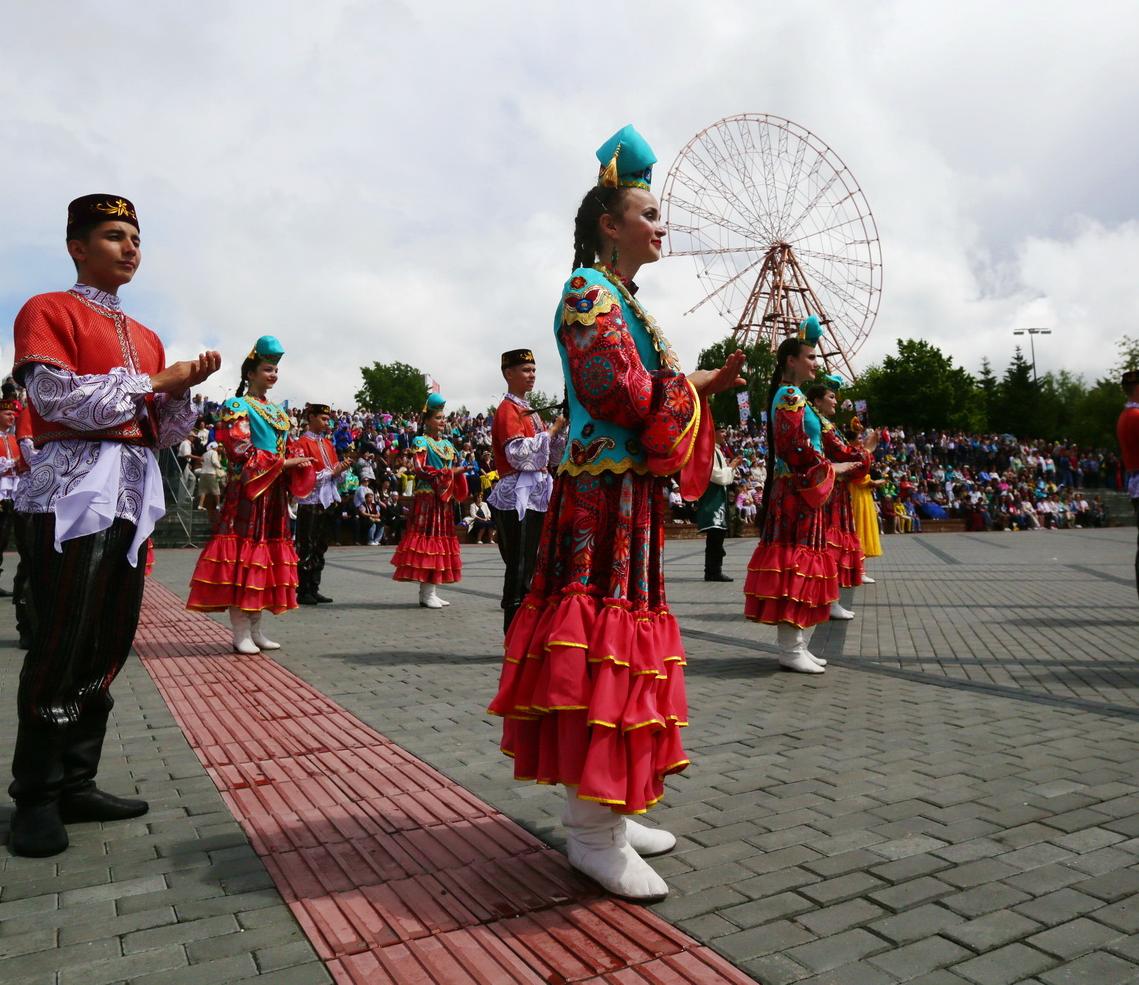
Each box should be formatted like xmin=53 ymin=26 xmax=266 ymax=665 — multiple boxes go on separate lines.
xmin=390 ymin=390 xmax=467 ymax=608
xmin=187 ymin=336 xmax=315 ymax=653
xmin=806 ymin=372 xmax=878 ymax=618
xmin=488 ymin=124 xmax=746 ymax=902
xmin=744 ymin=316 xmax=861 ymax=672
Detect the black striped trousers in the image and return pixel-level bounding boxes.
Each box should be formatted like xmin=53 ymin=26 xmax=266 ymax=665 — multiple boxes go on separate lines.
xmin=15 ymin=515 xmax=146 ymax=728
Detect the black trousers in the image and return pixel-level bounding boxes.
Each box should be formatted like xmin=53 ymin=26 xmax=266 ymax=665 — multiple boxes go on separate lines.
xmin=12 ymin=512 xmax=32 ymax=641
xmin=295 ymin=503 xmax=336 ymax=595
xmin=492 ymin=505 xmax=545 ymax=633
xmin=15 ymin=515 xmax=145 ymax=728
xmin=1133 ymin=500 xmax=1139 ymax=602
xmin=0 ymin=499 xmax=13 ymax=582
xmin=704 ymin=527 xmax=727 ymax=578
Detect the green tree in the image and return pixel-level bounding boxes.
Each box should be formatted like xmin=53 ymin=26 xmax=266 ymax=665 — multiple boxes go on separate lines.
xmin=1112 ymin=334 xmax=1139 ymax=375
xmin=354 ymin=361 xmax=427 ymax=414
xmin=976 ymin=357 xmax=998 ymax=431
xmin=991 ymin=347 xmax=1038 ymax=436
xmin=695 ymin=335 xmax=775 ymax=427
xmin=844 ymin=339 xmax=982 ymax=431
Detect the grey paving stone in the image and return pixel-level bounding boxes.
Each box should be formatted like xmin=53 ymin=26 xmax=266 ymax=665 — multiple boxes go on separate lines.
xmin=943 ymin=884 xmax=1033 ymax=919
xmin=869 ymin=935 xmax=973 ymax=980
xmin=943 ymin=910 xmax=1043 ymax=952
xmin=795 ymin=898 xmax=888 ymax=937
xmin=786 ymin=928 xmax=892 ymax=974
xmin=871 ymin=876 xmax=956 ymax=912
xmin=952 ymin=941 xmax=1057 ymax=985
xmin=1073 ymin=868 xmax=1139 ymax=903
xmin=870 ymin=903 xmax=968 ymax=945
xmin=738 ymin=951 xmax=813 ymax=985
xmin=800 ymin=871 xmax=887 ymax=905
xmin=1014 ymin=889 xmax=1107 ymax=927
xmin=720 ymin=891 xmax=815 ymax=929
xmin=1027 ymin=917 xmax=1124 ymax=960
xmin=1094 ymin=895 xmax=1139 ymax=934
xmin=717 ymin=919 xmax=817 ymax=961
xmin=1038 ymin=950 xmax=1139 ymax=985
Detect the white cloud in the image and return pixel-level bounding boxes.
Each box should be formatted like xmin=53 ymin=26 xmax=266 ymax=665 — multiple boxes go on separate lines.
xmin=2 ymin=0 xmax=1137 ymax=407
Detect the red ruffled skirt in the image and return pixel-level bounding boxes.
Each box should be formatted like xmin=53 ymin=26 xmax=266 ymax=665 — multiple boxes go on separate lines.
xmin=391 ymin=492 xmax=462 ymax=584
xmin=827 ymin=482 xmax=864 ymax=589
xmin=745 ymin=475 xmax=839 ymax=628
xmin=187 ymin=476 xmax=300 ymax=614
xmin=488 ymin=470 xmax=689 ymax=815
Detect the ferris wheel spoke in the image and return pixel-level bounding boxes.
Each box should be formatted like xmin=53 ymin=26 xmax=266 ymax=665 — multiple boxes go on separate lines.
xmin=718 ymin=120 xmax=774 ymax=237
xmin=691 ymin=130 xmax=771 ymax=235
xmin=682 ymin=255 xmax=763 ymax=316
xmin=671 ymin=164 xmax=768 ymax=242
xmin=782 ymin=166 xmax=848 ymax=241
xmin=799 ymin=262 xmax=867 ymax=316
xmin=667 ymin=194 xmax=763 ymax=246
xmin=794 ymin=212 xmax=876 ymax=243
xmin=777 ymin=138 xmax=809 ymax=232
xmin=793 ymin=247 xmax=877 ymax=272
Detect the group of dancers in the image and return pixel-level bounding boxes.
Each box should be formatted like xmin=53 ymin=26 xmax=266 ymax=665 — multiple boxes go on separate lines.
xmin=9 ymin=127 xmax=1135 ymax=923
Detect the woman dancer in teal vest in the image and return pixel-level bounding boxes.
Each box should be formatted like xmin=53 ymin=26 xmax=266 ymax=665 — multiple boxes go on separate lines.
xmin=744 ymin=320 xmax=860 ymax=671
xmin=187 ymin=336 xmax=314 ymax=652
xmin=488 ymin=125 xmax=744 ymax=901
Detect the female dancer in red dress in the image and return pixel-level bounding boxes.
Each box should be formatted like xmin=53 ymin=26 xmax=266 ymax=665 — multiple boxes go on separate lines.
xmin=744 ymin=319 xmax=859 ymax=673
xmin=390 ymin=392 xmax=467 ymax=609
xmin=488 ymin=125 xmax=744 ymax=901
xmin=807 ymin=377 xmax=878 ymax=619
xmin=187 ymin=337 xmax=314 ymax=652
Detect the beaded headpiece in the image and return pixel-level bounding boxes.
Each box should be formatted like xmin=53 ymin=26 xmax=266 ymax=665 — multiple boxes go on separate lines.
xmin=423 ymin=392 xmax=446 ymax=414
xmin=596 ymin=125 xmax=657 ymax=191
xmin=797 ymin=315 xmax=824 ymax=345
xmin=246 ymin=336 xmax=285 ymax=364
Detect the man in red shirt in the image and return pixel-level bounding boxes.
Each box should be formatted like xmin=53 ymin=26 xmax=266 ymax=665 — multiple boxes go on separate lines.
xmin=1117 ymin=369 xmax=1139 ymax=599
xmin=293 ymin=403 xmax=353 ymax=605
xmin=488 ymin=349 xmax=565 ymax=633
xmin=8 ymin=194 xmax=221 ymax=857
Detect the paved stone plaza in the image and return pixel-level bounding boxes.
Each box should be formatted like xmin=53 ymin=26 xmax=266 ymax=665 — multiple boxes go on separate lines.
xmin=2 ymin=527 xmax=1138 ymax=984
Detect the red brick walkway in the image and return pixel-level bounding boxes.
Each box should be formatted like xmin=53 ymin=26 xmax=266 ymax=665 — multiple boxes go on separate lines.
xmin=134 ymin=581 xmax=758 ymax=984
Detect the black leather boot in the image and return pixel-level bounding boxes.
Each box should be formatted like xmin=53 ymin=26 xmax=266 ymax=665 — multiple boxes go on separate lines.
xmin=8 ymin=722 xmax=68 ymax=857
xmin=58 ymin=712 xmax=147 ymax=824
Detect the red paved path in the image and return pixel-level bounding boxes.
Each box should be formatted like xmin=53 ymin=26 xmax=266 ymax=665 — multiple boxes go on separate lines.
xmin=134 ymin=581 xmax=758 ymax=984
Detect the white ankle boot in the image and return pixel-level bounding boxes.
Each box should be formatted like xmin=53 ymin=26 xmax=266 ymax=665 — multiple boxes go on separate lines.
xmin=624 ymin=817 xmax=677 ymax=856
xmin=561 ymin=789 xmax=668 ymax=901
xmin=861 ymin=574 xmax=876 ymax=584
xmin=249 ymin=611 xmax=280 ymax=650
xmin=776 ymin=623 xmax=825 ymax=673
xmin=419 ymin=582 xmax=443 ymax=609
xmin=435 ymin=588 xmax=450 ymax=606
xmin=830 ymin=601 xmax=855 ymax=620
xmin=229 ymin=608 xmax=260 ymax=655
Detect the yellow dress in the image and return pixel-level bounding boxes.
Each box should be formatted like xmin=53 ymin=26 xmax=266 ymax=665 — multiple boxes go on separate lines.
xmin=849 ymin=475 xmax=882 ymax=558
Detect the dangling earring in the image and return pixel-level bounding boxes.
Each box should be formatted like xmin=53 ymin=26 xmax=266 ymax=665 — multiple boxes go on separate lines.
xmin=610 ymin=245 xmax=620 ymax=272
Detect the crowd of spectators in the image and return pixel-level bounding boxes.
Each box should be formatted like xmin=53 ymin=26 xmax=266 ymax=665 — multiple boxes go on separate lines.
xmin=665 ymin=421 xmax=1122 ymax=535
xmin=180 ymin=395 xmax=1124 ymax=542
xmin=181 ymin=398 xmax=509 ymax=546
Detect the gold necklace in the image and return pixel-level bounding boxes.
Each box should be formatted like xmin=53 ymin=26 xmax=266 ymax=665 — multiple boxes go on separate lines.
xmin=244 ymin=394 xmax=290 ymax=431
xmin=593 ymin=264 xmax=681 ymax=372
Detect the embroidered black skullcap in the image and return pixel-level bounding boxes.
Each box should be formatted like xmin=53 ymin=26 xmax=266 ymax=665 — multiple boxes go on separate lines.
xmin=501 ymin=349 xmax=536 ymax=370
xmin=305 ymin=403 xmax=332 ymax=417
xmin=66 ymin=194 xmax=139 ymax=238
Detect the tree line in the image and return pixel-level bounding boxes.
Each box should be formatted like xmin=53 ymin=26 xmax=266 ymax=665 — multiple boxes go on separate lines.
xmin=696 ymin=335 xmax=1139 ymax=449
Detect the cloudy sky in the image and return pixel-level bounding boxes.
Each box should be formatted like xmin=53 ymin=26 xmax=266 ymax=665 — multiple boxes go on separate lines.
xmin=2 ymin=1 xmax=1136 ymax=411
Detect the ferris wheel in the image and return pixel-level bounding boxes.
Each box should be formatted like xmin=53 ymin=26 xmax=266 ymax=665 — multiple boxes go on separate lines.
xmin=661 ymin=113 xmax=882 ymax=379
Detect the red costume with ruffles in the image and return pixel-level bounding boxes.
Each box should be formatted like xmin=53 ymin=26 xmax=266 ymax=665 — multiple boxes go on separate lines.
xmin=488 ymin=267 xmax=714 ymax=815
xmin=820 ymin=418 xmax=871 ymax=589
xmin=187 ymin=396 xmax=313 ymax=614
xmin=390 ymin=435 xmax=468 ymax=585
xmin=745 ymin=386 xmax=839 ymax=628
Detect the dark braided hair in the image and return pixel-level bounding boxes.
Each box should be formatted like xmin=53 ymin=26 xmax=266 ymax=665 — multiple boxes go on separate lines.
xmin=235 ymin=355 xmax=262 ymax=398
xmin=572 ymin=185 xmax=630 ymax=270
xmin=756 ymin=337 xmax=812 ymax=535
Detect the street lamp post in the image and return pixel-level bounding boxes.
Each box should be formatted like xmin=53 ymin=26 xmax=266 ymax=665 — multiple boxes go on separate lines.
xmin=1012 ymin=328 xmax=1052 ymax=384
